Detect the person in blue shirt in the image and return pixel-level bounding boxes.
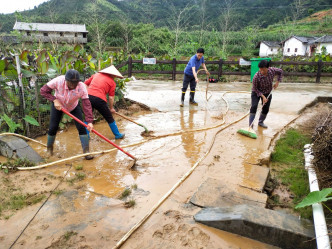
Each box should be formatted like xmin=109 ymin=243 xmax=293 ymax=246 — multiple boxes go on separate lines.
xmin=181 ymin=48 xmax=209 ymax=106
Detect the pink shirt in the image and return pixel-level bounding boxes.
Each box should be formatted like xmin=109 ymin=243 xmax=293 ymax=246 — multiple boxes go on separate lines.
xmin=47 ymin=75 xmax=89 ymax=112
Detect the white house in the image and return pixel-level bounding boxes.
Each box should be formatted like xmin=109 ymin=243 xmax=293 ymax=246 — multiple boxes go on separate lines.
xmin=311 ymin=35 xmax=332 ymax=55
xmin=282 ymin=36 xmax=317 ymax=56
xmin=13 ymin=21 xmax=88 ymax=44
xmin=257 ymin=41 xmax=281 ymax=57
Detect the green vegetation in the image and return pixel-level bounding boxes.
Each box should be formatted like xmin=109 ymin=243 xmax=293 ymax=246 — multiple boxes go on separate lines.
xmin=0 ymin=158 xmax=35 ymax=173
xmin=120 ymin=188 xmax=131 ymax=199
xmin=270 ymin=128 xmax=312 ymax=218
xmin=66 ymin=172 xmax=86 ymax=185
xmin=124 ymin=199 xmax=136 ymax=208
xmin=53 ymin=189 xmax=64 ymax=196
xmin=0 ymin=190 xmax=46 ymax=217
xmin=296 ymin=188 xmax=332 ymax=212
xmin=74 ymin=164 xmax=83 ymax=171
xmin=63 ymin=231 xmax=77 ymax=241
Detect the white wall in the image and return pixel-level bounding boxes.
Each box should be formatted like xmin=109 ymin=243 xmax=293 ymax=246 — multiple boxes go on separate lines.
xmin=283 ymin=37 xmax=307 ymax=56
xmin=259 ymin=43 xmax=279 ymax=57
xmin=316 ymin=43 xmax=332 ymax=55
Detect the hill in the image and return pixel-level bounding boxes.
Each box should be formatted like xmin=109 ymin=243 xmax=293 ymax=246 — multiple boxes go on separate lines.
xmin=1 ymin=0 xmax=332 ymax=33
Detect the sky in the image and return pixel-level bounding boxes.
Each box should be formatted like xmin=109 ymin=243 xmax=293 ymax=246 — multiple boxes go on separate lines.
xmin=0 ymin=0 xmax=49 ymax=14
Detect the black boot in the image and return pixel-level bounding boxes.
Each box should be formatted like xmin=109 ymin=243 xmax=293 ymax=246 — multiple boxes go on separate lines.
xmin=180 ymin=92 xmax=185 ymax=107
xmin=189 ymin=91 xmax=198 ymax=106
xmin=79 ymin=135 xmax=94 ymax=160
xmin=258 ymin=113 xmax=268 ymax=128
xmin=249 ymin=113 xmax=256 ymax=128
xmin=47 ymin=135 xmax=56 ymax=156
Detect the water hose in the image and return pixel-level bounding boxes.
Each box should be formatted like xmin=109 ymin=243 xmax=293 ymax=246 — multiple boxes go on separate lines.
xmin=61 ymin=108 xmax=136 ymax=161
xmin=0 ymin=91 xmax=250 ymax=170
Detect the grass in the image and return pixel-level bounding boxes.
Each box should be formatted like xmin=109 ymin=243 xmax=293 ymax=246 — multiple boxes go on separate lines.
xmin=120 ymin=188 xmax=131 ymax=199
xmin=64 ymin=231 xmax=77 ymax=241
xmin=0 ymin=192 xmax=46 ymax=217
xmin=75 ymin=164 xmax=83 ymax=170
xmin=124 ymin=199 xmax=136 ymax=208
xmin=54 ymin=190 xmax=64 ymax=196
xmin=270 ymin=128 xmax=312 ymax=218
xmin=0 ymin=158 xmax=36 ymax=173
xmin=66 ymin=172 xmax=86 ymax=185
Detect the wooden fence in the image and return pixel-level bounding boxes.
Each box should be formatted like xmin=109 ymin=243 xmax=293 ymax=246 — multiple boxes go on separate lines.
xmin=117 ymin=56 xmax=332 ymax=83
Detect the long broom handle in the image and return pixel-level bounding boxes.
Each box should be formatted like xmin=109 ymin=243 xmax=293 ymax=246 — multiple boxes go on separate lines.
xmin=114 ymin=112 xmax=149 ymax=132
xmin=249 ymin=90 xmax=273 ymax=128
xmin=61 ymin=108 xmax=136 ymax=160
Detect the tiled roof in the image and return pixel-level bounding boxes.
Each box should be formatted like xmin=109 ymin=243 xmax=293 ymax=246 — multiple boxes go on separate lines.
xmin=13 ymin=22 xmax=88 ymax=33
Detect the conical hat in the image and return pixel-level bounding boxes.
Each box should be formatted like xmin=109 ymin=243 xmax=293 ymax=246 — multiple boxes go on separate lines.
xmin=99 ymin=65 xmax=124 ymax=79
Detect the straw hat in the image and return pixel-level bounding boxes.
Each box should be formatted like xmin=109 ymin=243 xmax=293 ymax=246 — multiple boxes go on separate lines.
xmin=99 ymin=65 xmax=124 ymax=79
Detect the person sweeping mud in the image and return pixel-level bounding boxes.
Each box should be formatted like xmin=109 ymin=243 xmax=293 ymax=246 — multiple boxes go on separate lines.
xmin=180 ymin=48 xmax=209 ymax=107
xmin=84 ymin=65 xmax=125 ymax=139
xmin=250 ymin=60 xmax=283 ymax=128
xmin=40 ymin=69 xmax=94 ymax=160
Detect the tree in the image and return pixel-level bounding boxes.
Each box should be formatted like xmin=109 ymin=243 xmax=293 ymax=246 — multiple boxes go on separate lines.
xmin=165 ymin=0 xmax=194 ymax=56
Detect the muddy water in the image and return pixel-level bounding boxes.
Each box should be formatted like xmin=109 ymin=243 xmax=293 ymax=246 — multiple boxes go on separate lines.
xmin=3 ymin=80 xmax=332 ymax=248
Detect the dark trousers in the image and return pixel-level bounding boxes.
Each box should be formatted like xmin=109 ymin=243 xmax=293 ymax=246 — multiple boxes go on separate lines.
xmin=88 ymin=95 xmax=114 ymax=124
xmin=182 ymin=74 xmax=196 ymax=92
xmin=249 ymin=91 xmax=272 ymax=115
xmin=48 ymin=103 xmax=87 ymax=136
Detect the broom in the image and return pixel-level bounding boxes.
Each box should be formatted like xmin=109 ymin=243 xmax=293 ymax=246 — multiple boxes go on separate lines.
xmin=237 ymin=91 xmax=272 ymax=139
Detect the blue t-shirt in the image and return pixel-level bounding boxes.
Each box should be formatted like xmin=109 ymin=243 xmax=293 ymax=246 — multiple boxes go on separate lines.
xmin=184 ymin=55 xmax=205 ymax=76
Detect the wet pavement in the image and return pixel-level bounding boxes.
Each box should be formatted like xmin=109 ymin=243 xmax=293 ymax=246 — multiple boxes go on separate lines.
xmin=1 ymin=80 xmax=332 ymax=249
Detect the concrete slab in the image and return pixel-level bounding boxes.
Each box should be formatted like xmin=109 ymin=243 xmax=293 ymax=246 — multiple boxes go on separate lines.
xmin=0 ymin=135 xmax=43 ymax=164
xmin=190 ymin=178 xmax=267 ymax=208
xmin=240 ymin=163 xmax=270 ymax=192
xmin=194 ymin=205 xmax=315 ymax=249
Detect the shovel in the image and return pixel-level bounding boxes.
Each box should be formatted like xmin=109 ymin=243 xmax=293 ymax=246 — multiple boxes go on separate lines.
xmin=61 ymin=108 xmax=137 ymax=167
xmin=114 ymin=112 xmax=149 ymax=133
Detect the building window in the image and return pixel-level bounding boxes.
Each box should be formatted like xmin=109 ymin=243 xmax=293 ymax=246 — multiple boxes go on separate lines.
xmin=271 ymin=48 xmax=273 ymax=51
xmin=43 ymin=33 xmax=48 ymax=37
xmin=287 ymin=48 xmax=290 ymax=52
xmin=75 ymin=33 xmax=78 ymax=37
xmin=83 ymin=33 xmax=87 ymax=38
xmin=27 ymin=31 xmax=31 ymax=36
xmin=295 ymin=48 xmax=298 ymax=52
xmin=60 ymin=32 xmax=64 ymax=37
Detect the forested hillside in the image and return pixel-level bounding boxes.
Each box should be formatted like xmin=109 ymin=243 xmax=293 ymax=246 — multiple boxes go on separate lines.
xmin=1 ymin=0 xmax=332 ymax=33
xmin=0 ymin=0 xmax=332 ymax=58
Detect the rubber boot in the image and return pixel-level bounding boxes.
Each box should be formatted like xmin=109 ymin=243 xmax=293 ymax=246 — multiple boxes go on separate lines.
xmin=180 ymin=92 xmax=185 ymax=107
xmin=79 ymin=135 xmax=94 ymax=160
xmin=84 ymin=121 xmax=90 ymax=139
xmin=109 ymin=121 xmax=125 ymax=139
xmin=189 ymin=91 xmax=198 ymax=106
xmin=258 ymin=113 xmax=268 ymax=128
xmin=249 ymin=113 xmax=256 ymax=128
xmin=47 ymin=135 xmax=56 ymax=156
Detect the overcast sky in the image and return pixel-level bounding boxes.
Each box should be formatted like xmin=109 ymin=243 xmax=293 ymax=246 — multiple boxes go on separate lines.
xmin=0 ymin=0 xmax=49 ymax=14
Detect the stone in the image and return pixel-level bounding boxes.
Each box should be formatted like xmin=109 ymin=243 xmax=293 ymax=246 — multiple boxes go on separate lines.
xmin=194 ymin=205 xmax=315 ymax=249
xmin=190 ymin=178 xmax=267 ymax=208
xmin=0 ymin=135 xmax=43 ymax=164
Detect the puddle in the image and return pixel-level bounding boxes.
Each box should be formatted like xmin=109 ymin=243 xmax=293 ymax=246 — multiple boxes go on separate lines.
xmin=2 ymin=80 xmax=332 ymax=248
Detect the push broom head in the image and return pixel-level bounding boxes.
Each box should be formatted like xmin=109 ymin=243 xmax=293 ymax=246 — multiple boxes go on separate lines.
xmin=237 ymin=127 xmax=257 ymax=139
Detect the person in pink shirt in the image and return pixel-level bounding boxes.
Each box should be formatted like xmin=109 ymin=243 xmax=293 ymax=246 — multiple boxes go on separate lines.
xmin=40 ymin=69 xmax=94 ymax=160
xmin=84 ymin=65 xmax=125 ymax=139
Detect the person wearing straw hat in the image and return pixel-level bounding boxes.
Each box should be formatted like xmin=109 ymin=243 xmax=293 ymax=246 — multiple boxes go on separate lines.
xmin=84 ymin=65 xmax=125 ymax=139
xmin=180 ymin=48 xmax=209 ymax=107
xmin=40 ymin=69 xmax=94 ymax=160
